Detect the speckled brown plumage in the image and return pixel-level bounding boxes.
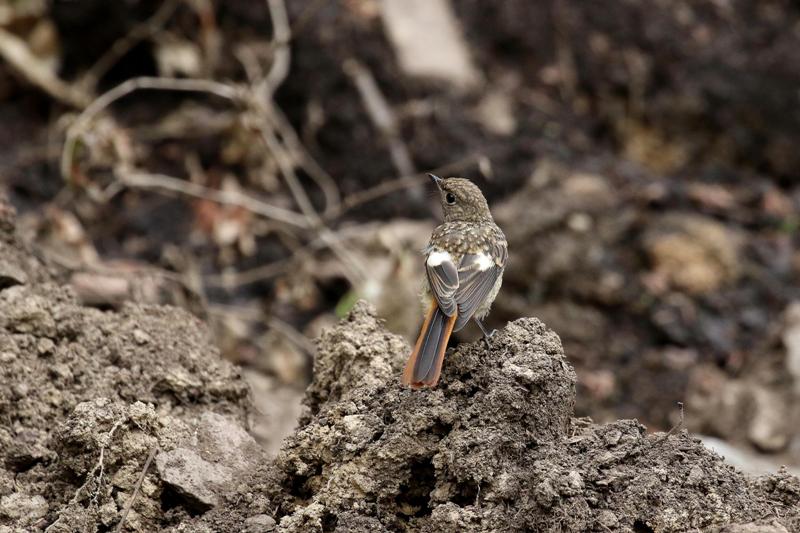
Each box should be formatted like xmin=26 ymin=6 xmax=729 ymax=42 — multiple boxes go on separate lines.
xmin=402 ymin=176 xmax=507 ymax=389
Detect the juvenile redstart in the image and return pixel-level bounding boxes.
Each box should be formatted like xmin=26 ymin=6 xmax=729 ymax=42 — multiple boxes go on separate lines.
xmin=402 ymin=175 xmax=507 ymax=389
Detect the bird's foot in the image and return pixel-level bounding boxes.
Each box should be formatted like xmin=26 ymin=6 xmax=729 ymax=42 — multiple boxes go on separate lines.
xmin=480 ymin=326 xmax=497 ymax=349
xmin=474 ymin=318 xmax=497 ymax=349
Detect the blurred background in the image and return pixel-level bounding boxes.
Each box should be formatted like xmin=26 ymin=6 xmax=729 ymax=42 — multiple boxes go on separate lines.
xmin=1 ymin=0 xmax=799 ymax=472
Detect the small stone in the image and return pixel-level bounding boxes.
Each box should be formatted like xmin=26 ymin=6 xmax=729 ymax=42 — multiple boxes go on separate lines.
xmin=156 ymin=448 xmax=232 ymax=510
xmin=0 ymin=258 xmax=27 ymax=289
xmin=533 ymin=478 xmax=558 ymax=508
xmin=686 ymin=465 xmax=704 ymax=486
xmin=645 ymin=214 xmax=741 ymax=294
xmin=244 ymin=514 xmax=277 ymax=532
xmin=567 ymin=212 xmax=593 ymax=233
xmin=341 ymin=414 xmax=379 ymax=450
xmin=0 ymin=471 xmax=12 ymax=497
xmin=10 ymin=383 xmax=29 ymax=400
xmin=597 ymin=510 xmax=618 ymax=528
xmin=603 ymin=429 xmax=622 ymax=446
xmin=49 ymin=363 xmax=73 ymax=381
xmin=493 ymin=472 xmax=519 ymax=499
xmin=748 ymin=386 xmax=790 ymax=453
xmin=155 ymin=413 xmax=264 ymax=512
xmin=562 ymin=173 xmax=612 ymax=200
xmin=37 ymin=338 xmax=55 ymax=356
xmin=0 ymin=493 xmax=48 ymax=522
xmin=1 ymin=289 xmax=56 ymax=336
xmin=559 ymin=471 xmax=584 ymax=496
xmin=98 ymin=501 xmax=119 ymax=527
xmin=132 ymin=329 xmax=151 ymax=345
xmin=474 ymin=90 xmax=516 ymax=136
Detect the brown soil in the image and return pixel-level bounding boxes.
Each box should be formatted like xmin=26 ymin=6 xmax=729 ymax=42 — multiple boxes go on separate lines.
xmin=0 ymin=195 xmax=256 ymax=531
xmin=3 ymin=0 xmax=800 ymax=468
xmin=1 ymin=196 xmax=798 ymax=532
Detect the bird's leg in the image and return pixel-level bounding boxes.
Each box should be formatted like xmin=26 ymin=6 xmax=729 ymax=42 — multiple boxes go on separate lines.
xmin=474 ymin=318 xmax=496 ymax=349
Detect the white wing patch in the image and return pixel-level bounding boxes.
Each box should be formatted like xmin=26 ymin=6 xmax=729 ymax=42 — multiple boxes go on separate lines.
xmin=427 ymin=250 xmax=452 ymax=267
xmin=475 ymin=252 xmax=493 ymax=271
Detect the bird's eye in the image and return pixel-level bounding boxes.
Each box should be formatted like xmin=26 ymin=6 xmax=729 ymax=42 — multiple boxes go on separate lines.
xmin=445 ymin=192 xmax=457 ymax=205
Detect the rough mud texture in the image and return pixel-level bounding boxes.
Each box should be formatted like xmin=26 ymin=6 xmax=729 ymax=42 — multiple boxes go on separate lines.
xmin=2 ymin=191 xmax=799 ymax=532
xmin=0 ymin=194 xmax=258 ymax=532
xmin=6 ymin=0 xmax=800 ymax=468
xmin=184 ymin=303 xmax=799 ymax=532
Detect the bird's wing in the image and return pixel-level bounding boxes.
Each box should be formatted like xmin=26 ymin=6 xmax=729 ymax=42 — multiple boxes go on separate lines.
xmin=425 ymin=250 xmax=459 ymax=316
xmin=452 ymin=242 xmax=507 ymax=331
xmin=425 ymin=241 xmax=507 ymax=326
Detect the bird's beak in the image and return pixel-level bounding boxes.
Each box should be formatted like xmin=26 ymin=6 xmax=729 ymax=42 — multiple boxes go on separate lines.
xmin=428 ymin=174 xmax=443 ymax=189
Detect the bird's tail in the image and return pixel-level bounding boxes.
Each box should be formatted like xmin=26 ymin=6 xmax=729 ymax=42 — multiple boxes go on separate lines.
xmin=402 ymin=302 xmax=457 ymax=388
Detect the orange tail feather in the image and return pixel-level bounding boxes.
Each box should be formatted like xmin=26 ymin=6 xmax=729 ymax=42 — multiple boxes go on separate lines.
xmin=402 ymin=302 xmax=457 ymax=388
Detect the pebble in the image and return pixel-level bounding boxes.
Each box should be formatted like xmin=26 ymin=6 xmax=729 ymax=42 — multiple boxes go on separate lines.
xmin=597 ymin=509 xmax=618 ymax=528
xmin=244 ymin=514 xmax=277 ymax=532
xmin=132 ymin=328 xmax=151 ymax=345
xmin=0 ymin=493 xmax=48 ymax=522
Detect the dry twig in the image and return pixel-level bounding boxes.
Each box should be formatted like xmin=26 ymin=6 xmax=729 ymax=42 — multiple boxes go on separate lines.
xmin=114 ymin=445 xmax=159 ymax=533
xmin=325 ymin=153 xmax=485 ymax=220
xmin=204 ymin=258 xmax=294 ymax=288
xmin=269 ymin=104 xmax=342 ymax=218
xmin=208 ymin=304 xmax=315 ymax=355
xmin=239 ymin=0 xmax=341 ymax=217
xmin=651 ymin=402 xmax=685 ymax=447
xmin=45 ymin=418 xmax=126 ymax=532
xmin=79 ymin=0 xmax=180 ymax=94
xmin=0 ymin=27 xmax=90 ymax=107
xmin=61 ymin=75 xmax=244 ymax=183
xmin=57 ymin=0 xmax=367 ymax=292
xmin=256 ymin=117 xmax=367 ymax=284
xmin=344 ymin=58 xmax=416 ymax=179
xmin=256 ymin=0 xmax=292 ymax=98
xmin=118 ymin=170 xmax=309 ymax=229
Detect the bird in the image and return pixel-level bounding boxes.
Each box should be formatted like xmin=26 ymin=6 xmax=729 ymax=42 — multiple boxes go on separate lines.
xmin=402 ymin=174 xmax=507 ymax=389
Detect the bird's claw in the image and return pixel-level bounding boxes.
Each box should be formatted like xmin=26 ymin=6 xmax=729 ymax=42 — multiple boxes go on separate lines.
xmin=482 ymin=329 xmax=497 ymax=349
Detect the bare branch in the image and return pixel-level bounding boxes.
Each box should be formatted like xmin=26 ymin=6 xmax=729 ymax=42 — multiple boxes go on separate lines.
xmin=325 ymin=154 xmax=484 ymax=220
xmin=114 ymin=445 xmax=158 ymax=533
xmin=269 ymin=105 xmax=342 ymax=218
xmin=256 ymin=119 xmax=367 ymax=284
xmin=344 ymin=58 xmax=416 ymax=178
xmin=0 ymin=27 xmax=91 ymax=108
xmin=204 ymin=258 xmax=294 ymax=289
xmin=117 ymin=170 xmax=310 ymax=229
xmin=208 ymin=304 xmax=315 ymax=355
xmin=61 ymin=76 xmax=244 ymax=182
xmin=256 ymin=0 xmax=345 ymax=224
xmin=79 ymin=0 xmax=180 ymax=94
xmin=257 ymin=0 xmax=291 ymax=99
xmin=651 ymin=402 xmax=685 ymax=447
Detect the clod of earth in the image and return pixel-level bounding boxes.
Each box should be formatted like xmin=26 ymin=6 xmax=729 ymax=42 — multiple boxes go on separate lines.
xmin=192 ymin=302 xmax=800 ymax=532
xmin=0 ymin=192 xmax=798 ymax=532
xmin=0 ymin=193 xmax=257 ymax=532
xmin=155 ymin=412 xmax=264 ymax=511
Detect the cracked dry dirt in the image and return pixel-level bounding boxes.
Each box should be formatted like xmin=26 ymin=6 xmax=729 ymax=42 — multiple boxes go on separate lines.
xmin=1 ymin=194 xmax=799 ymax=532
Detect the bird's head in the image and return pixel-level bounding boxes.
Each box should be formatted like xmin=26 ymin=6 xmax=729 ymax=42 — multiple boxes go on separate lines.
xmin=429 ymin=175 xmax=492 ymax=223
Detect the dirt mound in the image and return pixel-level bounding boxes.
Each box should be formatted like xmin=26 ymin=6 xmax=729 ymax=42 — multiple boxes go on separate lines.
xmin=1 ymin=191 xmax=798 ymax=532
xmin=0 ymin=194 xmax=257 ymax=532
xmin=187 ymin=303 xmax=798 ymax=532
